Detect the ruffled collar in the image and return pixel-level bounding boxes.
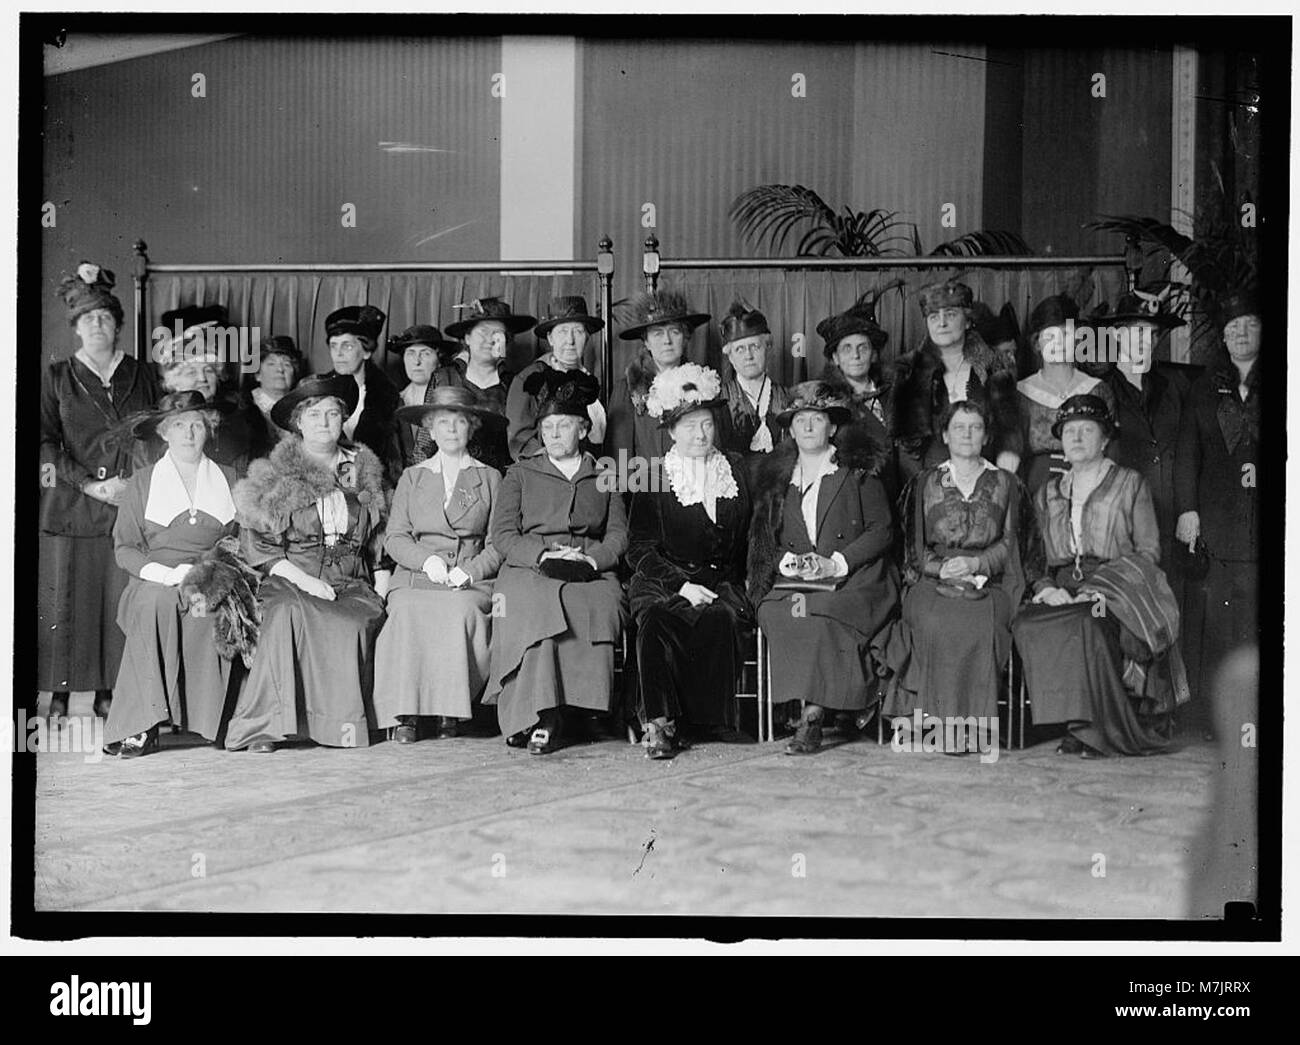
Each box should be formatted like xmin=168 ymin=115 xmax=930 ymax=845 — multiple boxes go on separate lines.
xmin=663 ymin=447 xmax=738 ymax=516
xmin=144 ymin=452 xmax=236 ymax=526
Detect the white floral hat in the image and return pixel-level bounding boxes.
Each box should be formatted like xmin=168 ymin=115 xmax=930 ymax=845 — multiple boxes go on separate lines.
xmin=645 ymin=363 xmax=725 ymax=428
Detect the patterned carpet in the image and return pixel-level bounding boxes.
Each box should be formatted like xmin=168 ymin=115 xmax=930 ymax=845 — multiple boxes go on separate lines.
xmin=31 ymin=714 xmax=1238 ymax=919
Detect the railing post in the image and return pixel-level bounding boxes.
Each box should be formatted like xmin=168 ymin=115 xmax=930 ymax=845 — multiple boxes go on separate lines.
xmin=132 ymin=239 xmax=150 ymax=362
xmin=642 ymin=232 xmax=660 ymax=294
xmin=1123 ymin=233 xmax=1142 ymax=293
xmin=597 ymin=234 xmax=614 ymax=402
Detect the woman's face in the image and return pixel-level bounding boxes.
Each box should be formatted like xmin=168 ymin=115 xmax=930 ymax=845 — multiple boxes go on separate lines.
xmin=644 ymin=322 xmax=686 ymax=371
xmin=329 ymin=334 xmax=370 ymax=376
xmin=403 ymin=345 xmax=439 ymax=386
xmin=1037 ymin=324 xmax=1072 ymax=366
xmin=465 ymin=320 xmax=508 ymax=366
xmin=942 ymin=409 xmax=987 ymax=459
xmin=168 ymin=360 xmax=222 ymax=399
xmin=1223 ymin=314 xmax=1261 ymax=363
xmin=297 ymin=397 xmax=345 ymax=446
xmin=725 ymin=336 xmax=767 ymax=381
xmin=791 ymin=409 xmax=835 ymax=453
xmin=927 ymin=307 xmax=968 ymax=349
xmin=540 ymin=413 xmax=585 ymax=458
xmin=669 ymin=408 xmax=716 ymax=459
xmin=427 ymin=409 xmax=471 ymax=454
xmin=75 ymin=308 xmax=118 ymax=353
xmin=160 ymin=411 xmax=208 ymax=459
xmin=547 ymin=322 xmax=589 ymax=370
xmin=833 ymin=334 xmax=875 ymax=381
xmin=258 ymin=353 xmax=296 ymax=395
xmin=1061 ymin=419 xmax=1107 ymax=466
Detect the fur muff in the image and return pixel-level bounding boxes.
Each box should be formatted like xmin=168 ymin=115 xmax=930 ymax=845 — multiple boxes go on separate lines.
xmin=179 ymin=535 xmax=263 ymax=667
xmin=233 ymin=436 xmax=389 ymax=535
xmin=746 ymin=424 xmax=889 ymax=602
xmin=889 ymin=329 xmax=1021 ymax=457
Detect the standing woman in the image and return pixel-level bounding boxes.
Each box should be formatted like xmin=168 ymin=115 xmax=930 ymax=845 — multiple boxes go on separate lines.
xmin=322 ymin=305 xmax=403 ymax=486
xmin=1015 ymin=294 xmax=1116 ymax=495
xmin=437 ymin=297 xmax=534 ymax=473
xmin=105 ymin=391 xmax=244 ymax=756
xmin=391 ymin=324 xmax=459 ymax=468
xmin=485 ymin=369 xmax=628 ymax=755
xmin=749 ymin=382 xmax=900 ymax=755
xmin=891 ymin=279 xmax=1022 ymax=480
xmin=39 ymin=262 xmax=158 ymax=720
xmin=716 ymin=300 xmax=790 ymax=484
xmin=241 ymin=335 xmax=303 ymax=464
xmin=373 ymin=387 xmax=506 ymax=742
xmin=225 ymin=374 xmax=391 ymax=752
xmin=507 ymin=296 xmax=607 ymax=461
xmin=607 ymin=288 xmax=710 ymax=466
xmin=627 ymin=364 xmax=753 ymax=759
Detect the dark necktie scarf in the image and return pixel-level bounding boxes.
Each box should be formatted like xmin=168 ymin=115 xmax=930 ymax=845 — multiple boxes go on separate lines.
xmin=413 ymin=382 xmax=436 ymax=460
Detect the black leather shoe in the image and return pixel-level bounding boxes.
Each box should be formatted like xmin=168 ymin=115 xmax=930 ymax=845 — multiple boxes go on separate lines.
xmin=392 ymin=720 xmax=418 ymax=744
xmin=92 ymin=692 xmax=113 ymax=718
xmin=119 ymin=727 xmax=159 ymax=759
xmin=643 ymin=722 xmax=677 ymax=760
xmin=249 ymin=740 xmax=277 ymax=754
xmin=528 ymin=726 xmax=560 ymax=755
xmin=102 ymin=742 xmax=122 ymax=757
xmin=1079 ymin=742 xmax=1108 ymax=760
xmin=435 ymin=716 xmax=458 ymax=739
xmin=785 ymin=714 xmax=823 ymax=756
xmin=48 ymin=693 xmax=68 ymax=722
xmin=505 ymin=729 xmax=531 ymax=749
xmin=1057 ymin=734 xmax=1084 ymax=755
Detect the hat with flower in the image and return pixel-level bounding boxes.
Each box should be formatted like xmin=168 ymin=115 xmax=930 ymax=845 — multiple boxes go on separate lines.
xmin=523 ymin=367 xmax=602 ymax=420
xmin=645 ymin=363 xmax=725 ymax=429
xmin=59 ymin=261 xmax=124 ymax=327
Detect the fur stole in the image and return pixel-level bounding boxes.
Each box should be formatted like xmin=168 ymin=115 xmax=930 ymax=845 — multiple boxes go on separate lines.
xmin=745 ymin=425 xmax=888 ymax=601
xmin=622 ymin=352 xmax=659 ymax=416
xmin=233 ymin=436 xmax=389 ymax=535
xmin=179 ymin=535 xmax=262 ymax=667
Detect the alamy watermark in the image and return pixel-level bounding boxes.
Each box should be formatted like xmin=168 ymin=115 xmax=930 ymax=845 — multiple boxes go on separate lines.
xmin=1040 ymin=320 xmax=1155 ymax=373
xmin=890 ymin=709 xmax=1000 ymax=764
xmin=5 ymin=711 xmax=105 ymax=763
xmin=150 ymin=321 xmax=262 ymax=374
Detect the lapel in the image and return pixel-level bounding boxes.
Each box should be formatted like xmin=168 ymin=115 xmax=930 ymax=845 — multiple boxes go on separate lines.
xmin=815 ymin=465 xmax=848 ymax=540
xmin=443 ymin=465 xmax=485 ymax=527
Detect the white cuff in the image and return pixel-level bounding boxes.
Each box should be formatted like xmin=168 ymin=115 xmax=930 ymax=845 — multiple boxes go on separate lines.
xmin=830 ymin=552 xmax=849 ymax=578
xmin=140 ymin=562 xmax=174 ymax=585
xmin=778 ymin=552 xmax=801 ymax=577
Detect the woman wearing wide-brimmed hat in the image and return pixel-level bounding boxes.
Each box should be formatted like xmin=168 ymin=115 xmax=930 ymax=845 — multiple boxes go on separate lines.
xmin=225 ymin=373 xmax=391 ymax=752
xmin=320 ymin=304 xmax=404 ymax=485
xmin=890 ymin=279 xmax=1022 ymax=481
xmin=1015 ymin=293 xmax=1116 ymax=495
xmin=607 ymin=288 xmax=710 ymax=467
xmin=389 ymin=324 xmax=460 ymax=468
xmin=748 ymin=381 xmax=900 ymax=756
xmin=1013 ymin=394 xmax=1181 ymax=758
xmin=104 ymin=390 xmax=248 ymax=757
xmin=626 ymin=364 xmax=754 ymax=759
xmin=484 ymin=369 xmax=628 ymax=756
xmin=39 ymin=262 xmax=158 ymax=723
xmin=715 ymin=300 xmax=790 ymax=483
xmin=507 ymin=296 xmax=608 ymax=461
xmin=435 ymin=297 xmax=534 ymax=473
xmin=373 ymin=386 xmax=507 ymax=742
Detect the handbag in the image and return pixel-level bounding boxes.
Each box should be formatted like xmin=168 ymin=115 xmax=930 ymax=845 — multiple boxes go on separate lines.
xmin=539 ymin=557 xmax=598 ymax=583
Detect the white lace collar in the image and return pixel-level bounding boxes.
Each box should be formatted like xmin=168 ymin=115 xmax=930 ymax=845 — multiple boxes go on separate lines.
xmin=663 ymin=447 xmax=738 ymax=521
xmin=144 ymin=452 xmax=236 ymax=527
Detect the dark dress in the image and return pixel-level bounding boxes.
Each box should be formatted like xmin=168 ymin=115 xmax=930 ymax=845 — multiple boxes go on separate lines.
xmin=225 ymin=438 xmax=389 ymax=750
xmin=884 ymin=462 xmax=1024 ymax=721
xmin=484 ymin=451 xmax=628 ymax=739
xmin=606 ymin=357 xmax=674 ymax=468
xmin=105 ymin=456 xmax=240 ymax=744
xmin=38 ymin=352 xmax=157 ymax=692
xmin=1016 ymin=371 xmax=1116 ymax=495
xmin=821 ymin=364 xmax=901 ymax=502
xmin=626 ymin=451 xmax=753 ymax=728
xmin=717 ymin=372 xmax=791 ymax=487
xmin=432 ymin=358 xmax=514 ymax=473
xmin=1013 ymin=459 xmax=1179 ymax=755
xmin=322 ymin=360 xmax=404 ymax=486
xmin=506 ymin=356 xmax=602 ymax=463
xmin=1174 ymin=355 xmax=1260 ymax=707
xmin=751 ymin=451 xmax=900 ymax=712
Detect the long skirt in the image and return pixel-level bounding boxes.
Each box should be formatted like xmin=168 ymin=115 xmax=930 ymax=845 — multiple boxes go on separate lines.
xmin=757 ymin=593 xmax=880 ymax=712
xmin=1013 ymin=601 xmax=1167 ymax=755
xmin=373 ymin=583 xmax=494 ymax=724
xmin=485 ymin=566 xmax=623 ymax=739
xmin=223 ymin=577 xmax=386 ymax=750
xmin=105 ymin=578 xmax=236 ymax=744
xmin=37 ymin=533 xmax=127 ymax=692
xmin=883 ymin=578 xmax=1012 ymax=720
xmin=636 ymin=598 xmax=746 ymax=728
xmin=1180 ymin=557 xmax=1259 ymax=713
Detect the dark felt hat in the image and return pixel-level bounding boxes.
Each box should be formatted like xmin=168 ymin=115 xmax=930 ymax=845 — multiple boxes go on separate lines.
xmin=1088 ymin=288 xmax=1185 ymax=331
xmin=388 ymin=323 xmax=459 ymax=354
xmin=59 ymin=262 xmax=124 ymax=325
xmin=259 ymin=335 xmax=303 ymax=364
xmin=270 ymin=372 xmax=360 ymax=432
xmin=917 ymin=279 xmax=974 ymax=316
xmin=817 ymin=292 xmax=889 ymax=358
xmin=1217 ymin=290 xmax=1260 ymax=328
xmin=534 ymin=296 xmax=605 ymax=338
xmin=775 ymin=380 xmax=853 ymax=427
xmin=445 ymin=297 xmax=536 ymax=340
xmin=129 ymin=390 xmax=229 ymax=438
xmin=324 ymin=305 xmax=386 ymax=343
xmin=1025 ymin=294 xmax=1080 ymax=345
xmin=617 ymin=289 xmax=711 ymax=342
xmin=161 ymin=303 xmax=229 ymax=334
xmin=971 ymin=301 xmax=1022 ymax=346
xmin=1051 ymin=393 xmax=1116 ymax=440
xmin=395 ymin=384 xmax=507 ymax=429
xmin=719 ymin=300 xmax=771 ymax=347
xmin=523 ymin=367 xmax=601 ymax=420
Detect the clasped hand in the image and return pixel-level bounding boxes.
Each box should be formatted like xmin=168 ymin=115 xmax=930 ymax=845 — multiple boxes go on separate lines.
xmin=939 ymin=555 xmax=981 ymax=581
xmin=678 ymin=581 xmax=718 ymax=608
xmin=423 ymin=555 xmax=471 ymax=588
xmin=1032 ymin=585 xmax=1098 ymax=608
xmin=540 ymin=544 xmax=597 ymax=570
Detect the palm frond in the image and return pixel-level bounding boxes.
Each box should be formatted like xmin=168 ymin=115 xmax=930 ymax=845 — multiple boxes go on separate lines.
xmin=928 ymin=230 xmax=1034 ymax=257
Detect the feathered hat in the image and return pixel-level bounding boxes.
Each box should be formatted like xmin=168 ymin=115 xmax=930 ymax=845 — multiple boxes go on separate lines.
xmin=616 ymin=287 xmax=710 ymax=342
xmin=523 ymin=367 xmax=601 ymax=420
xmin=445 ymin=297 xmax=536 ymax=339
xmin=817 ymin=283 xmax=895 ymax=358
xmin=59 ymin=261 xmax=124 ymax=327
xmin=719 ymin=299 xmax=770 ymax=347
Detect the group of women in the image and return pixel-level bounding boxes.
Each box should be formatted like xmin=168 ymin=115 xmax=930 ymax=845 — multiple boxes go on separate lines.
xmin=39 ymin=261 xmax=1260 ymax=761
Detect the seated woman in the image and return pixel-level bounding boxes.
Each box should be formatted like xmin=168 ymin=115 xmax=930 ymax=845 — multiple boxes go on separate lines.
xmin=1016 ymin=294 xmax=1116 ymax=494
xmin=883 ymin=400 xmax=1026 ymax=747
xmin=105 ymin=391 xmax=243 ymax=757
xmin=226 ymin=374 xmax=391 ymax=752
xmin=1013 ymin=395 xmax=1179 ymax=758
xmin=627 ymin=364 xmax=753 ymax=759
xmin=507 ymin=296 xmax=607 ymax=461
xmin=749 ymin=381 xmax=900 ymax=755
xmin=373 ymin=386 xmax=506 ymax=742
xmin=716 ymin=300 xmax=789 ymax=483
xmin=484 ymin=369 xmax=628 ymax=755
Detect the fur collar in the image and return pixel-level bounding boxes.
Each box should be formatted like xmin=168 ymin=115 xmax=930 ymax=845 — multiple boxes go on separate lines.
xmin=234 ymin=436 xmax=388 ymax=533
xmin=622 ymin=353 xmax=659 ymax=415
